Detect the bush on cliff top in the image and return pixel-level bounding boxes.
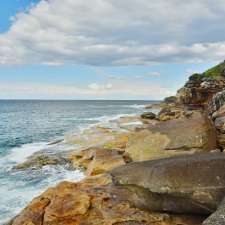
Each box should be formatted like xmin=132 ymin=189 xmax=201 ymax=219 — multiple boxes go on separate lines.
xmin=203 ymin=60 xmax=225 ymax=79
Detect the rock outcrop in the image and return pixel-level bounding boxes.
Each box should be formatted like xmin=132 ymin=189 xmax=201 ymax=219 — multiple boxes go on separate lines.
xmin=10 ymin=153 xmax=225 ymax=225
xmin=69 ymin=147 xmax=127 ymax=176
xmin=125 ymin=110 xmax=216 ymax=161
xmin=176 ymin=60 xmax=225 ymax=106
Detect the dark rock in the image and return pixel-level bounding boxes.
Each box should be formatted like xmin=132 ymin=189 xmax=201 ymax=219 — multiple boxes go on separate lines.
xmin=164 ymin=96 xmax=177 ymax=103
xmin=111 ymin=153 xmax=225 ymax=214
xmin=140 ymin=112 xmax=156 ymax=120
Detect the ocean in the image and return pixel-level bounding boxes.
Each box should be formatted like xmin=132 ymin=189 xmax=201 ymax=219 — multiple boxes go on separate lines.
xmin=0 ymin=100 xmax=155 ymax=224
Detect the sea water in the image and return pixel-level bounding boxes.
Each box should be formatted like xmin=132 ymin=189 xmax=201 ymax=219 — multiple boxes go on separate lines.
xmin=0 ymin=100 xmax=156 ymax=224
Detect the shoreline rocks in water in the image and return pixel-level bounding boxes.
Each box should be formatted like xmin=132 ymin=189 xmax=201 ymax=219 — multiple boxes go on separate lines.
xmin=9 ymin=60 xmax=225 ymax=224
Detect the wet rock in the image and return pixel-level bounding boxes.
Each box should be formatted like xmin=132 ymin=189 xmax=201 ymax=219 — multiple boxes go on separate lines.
xmin=111 ymin=153 xmax=225 ymax=215
xmin=140 ymin=112 xmax=156 ymax=120
xmin=14 ymin=154 xmax=67 ymax=170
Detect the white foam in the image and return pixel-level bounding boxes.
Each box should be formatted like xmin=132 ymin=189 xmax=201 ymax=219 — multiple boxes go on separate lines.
xmin=0 ymin=165 xmax=85 ymax=224
xmin=125 ymin=104 xmax=146 ymax=109
xmin=4 ymin=142 xmax=49 ymax=164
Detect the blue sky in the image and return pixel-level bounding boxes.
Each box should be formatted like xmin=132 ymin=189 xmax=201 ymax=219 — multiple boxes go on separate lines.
xmin=0 ymin=0 xmax=222 ymax=99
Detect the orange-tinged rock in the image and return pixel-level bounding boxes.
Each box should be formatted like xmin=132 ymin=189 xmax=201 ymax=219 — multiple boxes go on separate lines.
xmin=10 ymin=173 xmax=205 ymax=225
xmin=69 ymin=148 xmax=126 ymax=176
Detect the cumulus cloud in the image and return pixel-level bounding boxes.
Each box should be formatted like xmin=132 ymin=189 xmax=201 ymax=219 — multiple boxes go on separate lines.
xmin=1 ymin=0 xmax=225 ymax=65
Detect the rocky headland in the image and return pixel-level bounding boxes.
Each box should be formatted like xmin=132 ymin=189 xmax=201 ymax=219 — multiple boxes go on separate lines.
xmin=7 ymin=61 xmax=225 ymax=225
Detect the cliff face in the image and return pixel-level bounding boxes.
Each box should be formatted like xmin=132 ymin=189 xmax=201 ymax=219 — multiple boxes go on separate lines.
xmin=8 ymin=61 xmax=225 ymax=225
xmin=177 ymin=62 xmax=225 ymax=106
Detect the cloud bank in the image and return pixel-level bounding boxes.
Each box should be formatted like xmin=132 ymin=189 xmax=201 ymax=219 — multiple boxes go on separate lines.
xmin=1 ymin=0 xmax=225 ymax=66
xmin=0 ymin=80 xmax=174 ymax=100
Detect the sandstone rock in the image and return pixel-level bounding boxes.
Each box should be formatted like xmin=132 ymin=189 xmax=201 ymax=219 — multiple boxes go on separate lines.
xmin=69 ymin=148 xmax=126 ymax=176
xmin=65 ymin=126 xmax=131 ymax=151
xmin=157 ymin=105 xmax=184 ymax=121
xmin=10 ymin=174 xmax=205 ymax=225
xmin=140 ymin=112 xmax=156 ymax=120
xmin=125 ymin=111 xmax=216 ymax=161
xmin=177 ymin=74 xmax=225 ymax=106
xmin=111 ymin=153 xmax=225 ymax=215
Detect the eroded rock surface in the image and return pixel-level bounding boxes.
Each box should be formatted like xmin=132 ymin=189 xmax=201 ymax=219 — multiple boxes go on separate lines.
xmin=125 ymin=111 xmax=216 ymax=161
xmin=111 ymin=153 xmax=225 ymax=214
xmin=9 ymin=171 xmax=206 ymax=225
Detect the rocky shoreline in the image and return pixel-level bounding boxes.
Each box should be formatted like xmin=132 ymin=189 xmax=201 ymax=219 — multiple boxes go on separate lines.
xmin=7 ymin=61 xmax=225 ymax=225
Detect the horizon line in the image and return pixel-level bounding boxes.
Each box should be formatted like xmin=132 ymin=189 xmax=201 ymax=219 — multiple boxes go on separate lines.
xmin=0 ymin=98 xmax=161 ymax=101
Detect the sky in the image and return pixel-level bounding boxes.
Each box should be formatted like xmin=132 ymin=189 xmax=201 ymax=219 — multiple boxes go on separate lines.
xmin=0 ymin=0 xmax=224 ymax=100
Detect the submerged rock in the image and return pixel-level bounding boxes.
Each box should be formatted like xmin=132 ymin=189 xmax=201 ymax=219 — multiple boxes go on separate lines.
xmin=14 ymin=154 xmax=68 ymax=170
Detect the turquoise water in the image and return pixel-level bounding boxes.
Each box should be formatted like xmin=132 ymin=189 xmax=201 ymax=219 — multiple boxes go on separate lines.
xmin=0 ymin=100 xmax=155 ymax=224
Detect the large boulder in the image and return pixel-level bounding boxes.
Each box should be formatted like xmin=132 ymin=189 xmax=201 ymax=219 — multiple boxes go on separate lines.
xmin=140 ymin=112 xmax=156 ymax=120
xmin=125 ymin=111 xmax=216 ymax=161
xmin=111 ymin=153 xmax=225 ymax=215
xmin=9 ymin=173 xmax=205 ymax=225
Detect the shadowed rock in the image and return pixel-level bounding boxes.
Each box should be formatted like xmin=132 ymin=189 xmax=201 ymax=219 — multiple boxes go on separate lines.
xmin=111 ymin=153 xmax=225 ymax=214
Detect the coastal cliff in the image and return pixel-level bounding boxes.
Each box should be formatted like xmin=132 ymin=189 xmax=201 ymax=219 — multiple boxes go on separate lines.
xmin=8 ymin=61 xmax=225 ymax=225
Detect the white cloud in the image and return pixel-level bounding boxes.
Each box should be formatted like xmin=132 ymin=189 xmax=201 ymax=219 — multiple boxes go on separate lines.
xmin=0 ymin=80 xmax=174 ymax=100
xmin=88 ymin=83 xmax=113 ymax=92
xmin=1 ymin=0 xmax=225 ymax=65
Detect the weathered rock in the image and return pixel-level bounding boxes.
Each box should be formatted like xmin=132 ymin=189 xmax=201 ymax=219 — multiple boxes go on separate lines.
xmin=209 ymin=89 xmax=225 ymax=115
xmin=164 ymin=96 xmax=177 ymax=104
xmin=111 ymin=153 xmax=225 ymax=215
xmin=65 ymin=126 xmax=131 ymax=151
xmin=203 ymin=198 xmax=225 ymax=225
xmin=10 ymin=173 xmax=205 ymax=225
xmin=14 ymin=154 xmax=67 ymax=170
xmin=140 ymin=112 xmax=156 ymax=120
xmin=69 ymin=148 xmax=126 ymax=176
xmin=176 ymin=73 xmax=225 ymax=106
xmin=157 ymin=105 xmax=185 ymax=121
xmin=125 ymin=111 xmax=216 ymax=161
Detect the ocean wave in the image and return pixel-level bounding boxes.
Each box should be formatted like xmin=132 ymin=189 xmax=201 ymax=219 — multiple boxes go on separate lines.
xmin=0 ymin=165 xmax=84 ymax=224
xmin=123 ymin=104 xmax=146 ymax=109
xmin=3 ymin=142 xmax=49 ymax=164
